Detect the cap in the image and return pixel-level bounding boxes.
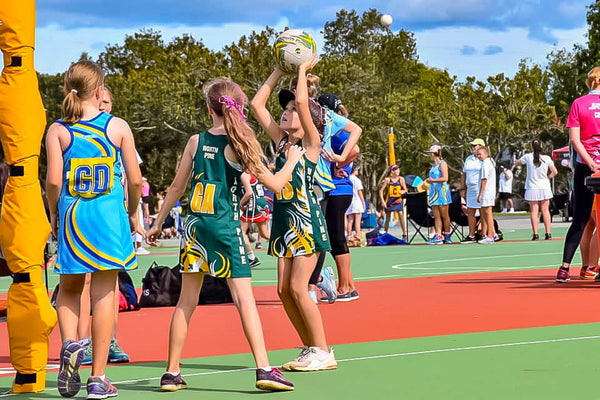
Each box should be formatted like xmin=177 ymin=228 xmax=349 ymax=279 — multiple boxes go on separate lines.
xmin=428 ymin=144 xmax=441 ymax=153
xmin=278 ymin=89 xmax=295 ymax=109
xmin=317 ymin=93 xmax=342 ymax=112
xmin=390 ymin=164 xmax=399 ymax=171
xmin=470 ymin=138 xmax=485 ymax=146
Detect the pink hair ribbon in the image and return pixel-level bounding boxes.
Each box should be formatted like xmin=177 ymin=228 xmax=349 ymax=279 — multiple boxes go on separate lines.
xmin=219 ymin=95 xmax=248 ymax=121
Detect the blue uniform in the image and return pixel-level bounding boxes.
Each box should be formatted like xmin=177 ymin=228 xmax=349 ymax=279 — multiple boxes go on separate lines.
xmin=428 ymin=161 xmax=451 ymax=206
xmin=55 ymin=112 xmax=137 ymax=274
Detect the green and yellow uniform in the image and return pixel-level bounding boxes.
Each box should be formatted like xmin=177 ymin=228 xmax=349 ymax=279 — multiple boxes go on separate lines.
xmin=179 ymin=131 xmax=249 ymax=278
xmin=268 ymin=138 xmax=330 ymax=258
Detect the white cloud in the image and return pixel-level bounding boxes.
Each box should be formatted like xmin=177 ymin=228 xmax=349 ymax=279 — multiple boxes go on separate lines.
xmin=414 ymin=25 xmax=587 ymax=81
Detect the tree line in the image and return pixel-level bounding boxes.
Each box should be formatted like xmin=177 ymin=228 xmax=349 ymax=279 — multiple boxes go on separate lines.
xmin=36 ymin=4 xmax=600 ymax=209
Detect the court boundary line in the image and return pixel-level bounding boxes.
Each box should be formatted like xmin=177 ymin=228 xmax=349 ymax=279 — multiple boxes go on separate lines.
xmin=2 ymin=334 xmax=598 ymax=397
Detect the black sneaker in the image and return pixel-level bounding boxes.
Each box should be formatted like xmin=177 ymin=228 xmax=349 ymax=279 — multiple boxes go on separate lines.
xmin=532 ymin=234 xmax=539 ymax=241
xmin=545 ymin=233 xmax=552 ymax=240
xmin=249 ymin=257 xmax=261 ymax=268
xmin=160 ymin=372 xmax=188 ymax=392
xmin=460 ymin=236 xmax=477 ymax=244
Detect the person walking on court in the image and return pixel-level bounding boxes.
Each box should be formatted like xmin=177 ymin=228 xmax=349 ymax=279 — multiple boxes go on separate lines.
xmin=514 ymin=139 xmax=557 ymax=241
xmin=555 ymin=67 xmax=600 ymax=282
xmin=46 ymin=60 xmax=143 ymax=399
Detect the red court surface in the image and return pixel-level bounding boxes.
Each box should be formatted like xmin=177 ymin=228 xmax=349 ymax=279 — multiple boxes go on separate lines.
xmin=1 ymin=267 xmax=598 ymax=368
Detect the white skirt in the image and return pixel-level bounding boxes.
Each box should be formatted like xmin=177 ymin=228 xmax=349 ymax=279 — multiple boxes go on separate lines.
xmin=525 ymin=188 xmax=553 ymax=201
xmin=346 ymin=199 xmax=365 ymax=215
xmin=466 ymin=187 xmax=481 ymax=209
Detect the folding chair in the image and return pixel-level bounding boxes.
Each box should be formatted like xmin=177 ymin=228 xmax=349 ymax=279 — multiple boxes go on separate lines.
xmin=403 ymin=192 xmax=434 ymax=243
xmin=448 ymin=191 xmax=468 ymax=240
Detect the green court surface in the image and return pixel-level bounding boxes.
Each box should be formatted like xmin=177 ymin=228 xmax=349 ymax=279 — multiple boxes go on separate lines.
xmin=2 ymin=223 xmax=596 ymax=399
xmin=2 ymin=323 xmax=600 ymax=399
xmin=0 ymin=225 xmax=572 ymax=293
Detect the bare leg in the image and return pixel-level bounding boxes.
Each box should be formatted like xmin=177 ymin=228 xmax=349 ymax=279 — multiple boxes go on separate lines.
xmin=540 ymin=199 xmax=552 ymax=235
xmin=384 ymin=211 xmax=391 ymax=232
xmin=398 ymin=211 xmax=407 ymax=236
xmin=581 ymin=218 xmax=595 ymax=267
xmin=439 ymin=205 xmax=450 ymax=234
xmin=226 ymin=278 xmax=269 ymax=368
xmin=334 ymin=253 xmax=353 ymax=293
xmin=166 ymin=273 xmax=204 ymax=372
xmin=57 ymin=274 xmax=87 ymax=341
xmin=277 ymin=258 xmax=311 ymax=345
xmin=433 ymin=206 xmax=442 ymax=235
xmin=529 ymin=201 xmax=539 ymax=235
xmin=467 ymin=208 xmax=477 ymax=236
xmin=77 ymin=273 xmax=91 ymax=341
xmin=89 ymin=270 xmax=118 ymax=377
xmin=257 ymin=222 xmax=271 ymax=241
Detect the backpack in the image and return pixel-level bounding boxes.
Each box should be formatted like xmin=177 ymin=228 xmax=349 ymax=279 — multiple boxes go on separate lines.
xmin=118 ymin=270 xmax=140 ymax=311
xmin=139 ymin=262 xmax=182 ymax=308
xmin=199 ymin=275 xmax=233 ymax=305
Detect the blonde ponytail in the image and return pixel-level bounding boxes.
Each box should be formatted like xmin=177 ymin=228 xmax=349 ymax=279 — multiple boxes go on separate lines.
xmin=61 ymin=60 xmax=104 ymax=125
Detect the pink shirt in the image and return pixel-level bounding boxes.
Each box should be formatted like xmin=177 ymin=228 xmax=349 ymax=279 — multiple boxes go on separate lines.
xmin=141 ymin=180 xmax=150 ymax=197
xmin=566 ymin=93 xmax=600 ymax=163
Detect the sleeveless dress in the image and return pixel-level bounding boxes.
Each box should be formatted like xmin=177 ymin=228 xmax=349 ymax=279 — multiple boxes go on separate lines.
xmin=386 ymin=178 xmax=404 ymax=211
xmin=268 ymin=138 xmax=331 ymax=258
xmin=179 ymin=131 xmax=249 ymax=278
xmin=55 ymin=112 xmax=137 ymax=274
xmin=240 ymin=174 xmax=270 ymax=223
xmin=428 ymin=161 xmax=451 ymax=206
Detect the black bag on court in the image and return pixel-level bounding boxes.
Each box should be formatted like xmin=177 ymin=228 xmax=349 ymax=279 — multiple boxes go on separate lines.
xmin=139 ymin=262 xmax=233 ymax=307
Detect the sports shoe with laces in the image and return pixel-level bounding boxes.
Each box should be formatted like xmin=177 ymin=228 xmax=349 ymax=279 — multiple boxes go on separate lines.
xmin=532 ymin=234 xmax=540 ymax=241
xmin=160 ymin=372 xmax=188 ymax=392
xmin=57 ymin=339 xmax=84 ymax=398
xmin=81 ymin=339 xmax=93 ymax=366
xmin=255 ymin=367 xmax=294 ymax=391
xmin=460 ymin=235 xmax=477 ymax=244
xmin=580 ymin=266 xmax=599 ymax=280
xmin=282 ymin=347 xmax=310 ymax=371
xmin=427 ymin=234 xmax=443 ymax=244
xmin=290 ymin=346 xmax=337 ymax=372
xmin=86 ymin=376 xmax=117 ymax=399
xmin=317 ymin=267 xmax=337 ymax=303
xmin=255 ymin=242 xmax=263 ymax=249
xmin=249 ymin=257 xmax=261 ymax=268
xmin=556 ymin=268 xmax=570 ymax=283
xmin=478 ymin=236 xmax=494 ymax=244
xmin=444 ymin=235 xmax=452 ymax=244
xmin=108 ymin=339 xmax=129 ymax=363
xmin=545 ymin=233 xmax=552 ymax=240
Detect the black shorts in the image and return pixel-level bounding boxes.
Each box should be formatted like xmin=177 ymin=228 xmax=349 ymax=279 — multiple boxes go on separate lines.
xmin=498 ymin=192 xmax=512 ymax=200
xmin=142 ymin=196 xmax=151 ymax=204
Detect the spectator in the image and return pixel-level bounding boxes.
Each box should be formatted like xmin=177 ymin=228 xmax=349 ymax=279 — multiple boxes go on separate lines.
xmin=141 ymin=177 xmax=151 ymax=227
xmin=346 ymin=164 xmax=366 ymax=243
xmin=514 ymin=139 xmax=558 ymax=241
xmin=476 ymin=146 xmax=497 ymax=244
xmin=378 ymin=164 xmax=408 ymax=239
xmin=460 ymin=138 xmax=484 ymax=243
xmin=498 ymin=165 xmax=515 ymax=213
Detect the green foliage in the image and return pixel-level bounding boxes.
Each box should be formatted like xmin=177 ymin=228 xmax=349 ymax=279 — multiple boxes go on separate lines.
xmin=37 ymin=9 xmax=563 ymax=208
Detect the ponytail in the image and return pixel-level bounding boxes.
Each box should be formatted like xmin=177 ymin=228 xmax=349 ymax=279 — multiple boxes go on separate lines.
xmin=61 ymin=60 xmax=104 ymax=125
xmin=291 ymin=73 xmax=321 ymax=97
xmin=204 ymin=78 xmax=266 ymax=177
xmin=532 ymin=139 xmax=542 ymax=167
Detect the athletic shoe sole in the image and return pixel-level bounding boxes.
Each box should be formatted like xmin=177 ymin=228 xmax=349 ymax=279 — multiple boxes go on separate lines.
xmin=160 ymin=384 xmax=187 ymax=392
xmin=256 ymin=380 xmax=294 ymax=391
xmin=291 ymin=361 xmax=338 ymax=372
xmin=57 ymin=343 xmax=84 ymax=398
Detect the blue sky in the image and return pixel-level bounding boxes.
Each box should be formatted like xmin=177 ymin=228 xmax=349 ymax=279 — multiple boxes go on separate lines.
xmin=35 ymin=0 xmax=591 ymax=80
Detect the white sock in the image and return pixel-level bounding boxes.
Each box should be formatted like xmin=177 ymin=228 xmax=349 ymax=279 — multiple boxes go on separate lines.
xmin=259 ymin=367 xmax=272 ymax=372
xmin=165 ymin=371 xmax=180 ymax=376
xmin=247 ymin=251 xmax=255 ymax=261
xmin=91 ymin=374 xmax=106 ymax=381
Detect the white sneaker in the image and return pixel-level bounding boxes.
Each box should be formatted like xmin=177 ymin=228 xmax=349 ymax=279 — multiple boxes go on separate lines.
xmin=290 ymin=347 xmax=337 ymax=371
xmin=282 ymin=347 xmax=310 ymax=371
xmin=478 ymin=236 xmax=494 ymax=244
xmin=135 ymin=247 xmax=151 ymax=255
xmin=509 ymin=208 xmax=515 ymax=213
xmin=501 ymin=208 xmax=507 ymax=213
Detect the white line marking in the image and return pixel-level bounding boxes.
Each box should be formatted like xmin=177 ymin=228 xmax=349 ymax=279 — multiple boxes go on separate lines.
xmin=1 ymin=335 xmax=596 ymax=397
xmin=391 ymin=252 xmax=562 ymax=269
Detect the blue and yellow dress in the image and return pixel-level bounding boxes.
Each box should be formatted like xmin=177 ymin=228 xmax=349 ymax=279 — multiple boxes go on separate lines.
xmin=55 ymin=112 xmax=137 ymax=274
xmin=428 ymin=161 xmax=451 ymax=206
